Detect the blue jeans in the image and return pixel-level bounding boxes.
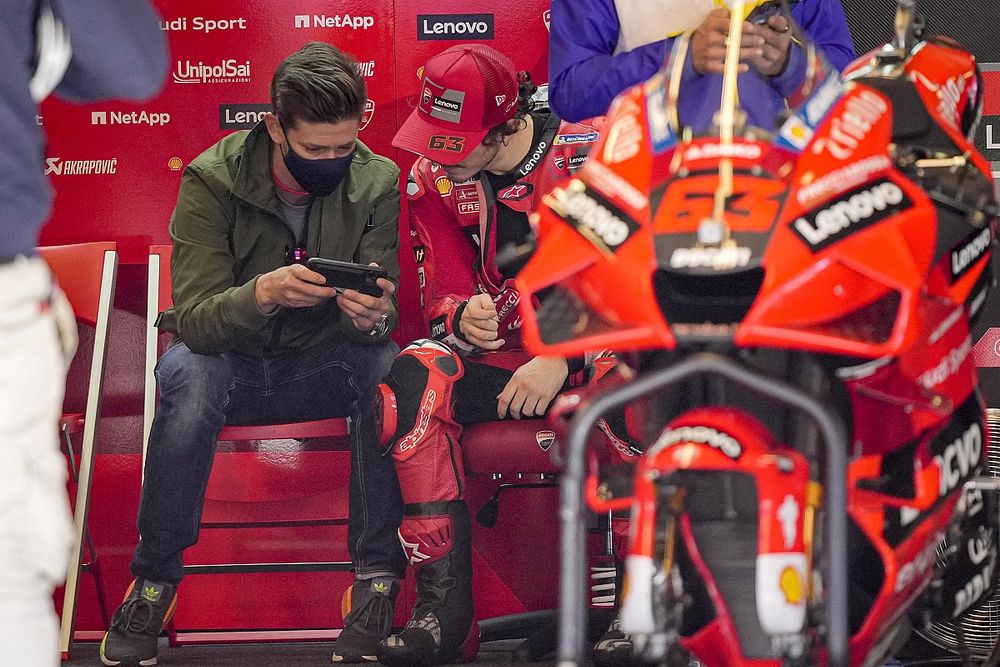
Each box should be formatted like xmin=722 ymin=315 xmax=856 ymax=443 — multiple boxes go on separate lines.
xmin=130 ymin=336 xmax=405 ymax=585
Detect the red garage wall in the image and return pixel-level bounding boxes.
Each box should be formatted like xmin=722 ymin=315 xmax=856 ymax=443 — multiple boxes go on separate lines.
xmin=42 ymin=0 xmax=554 ymax=639
xmin=37 ymin=0 xmax=1000 ymax=640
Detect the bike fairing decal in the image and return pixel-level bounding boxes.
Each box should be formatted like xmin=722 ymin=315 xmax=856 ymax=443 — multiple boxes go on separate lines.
xmin=949 ymin=225 xmax=992 ymax=284
xmin=546 ymin=180 xmax=640 ymax=255
xmin=882 ymin=392 xmax=985 ymax=547
xmin=790 ymin=178 xmax=913 ymax=253
xmin=648 ymin=425 xmax=743 ymax=460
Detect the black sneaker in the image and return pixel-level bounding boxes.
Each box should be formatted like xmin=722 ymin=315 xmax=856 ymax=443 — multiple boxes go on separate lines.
xmin=99 ymin=577 xmax=177 ymax=666
xmin=331 ymin=577 xmax=399 ymax=663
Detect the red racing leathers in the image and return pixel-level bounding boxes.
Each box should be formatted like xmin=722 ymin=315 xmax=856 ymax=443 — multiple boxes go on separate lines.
xmin=406 ymin=112 xmax=605 ymax=367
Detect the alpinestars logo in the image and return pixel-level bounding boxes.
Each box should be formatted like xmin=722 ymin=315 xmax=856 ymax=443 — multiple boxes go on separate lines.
xmin=792 ymin=179 xmax=909 ymax=252
xmin=417 ymin=14 xmax=494 ymax=40
xmin=173 ymin=59 xmax=250 ymax=84
xmin=45 ymin=157 xmax=118 ymax=176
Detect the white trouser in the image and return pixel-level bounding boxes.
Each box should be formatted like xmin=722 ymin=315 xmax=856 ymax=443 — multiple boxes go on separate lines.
xmin=0 ymin=257 xmax=76 ymax=666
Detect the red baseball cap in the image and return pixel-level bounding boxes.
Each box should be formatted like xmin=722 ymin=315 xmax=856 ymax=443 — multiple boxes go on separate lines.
xmin=392 ymin=44 xmax=519 ymax=164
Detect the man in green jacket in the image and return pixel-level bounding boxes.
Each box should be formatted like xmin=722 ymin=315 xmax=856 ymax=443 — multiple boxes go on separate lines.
xmin=100 ymin=42 xmax=405 ymax=666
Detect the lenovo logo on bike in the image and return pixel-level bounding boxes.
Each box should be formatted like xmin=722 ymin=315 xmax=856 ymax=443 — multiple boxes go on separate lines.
xmin=653 ymin=425 xmax=743 ymax=460
xmin=549 ymin=182 xmax=639 ymax=254
xmin=950 ymin=226 xmax=992 ymax=283
xmin=173 ymin=59 xmax=251 ymax=84
xmin=218 ymin=103 xmax=269 ymax=129
xmin=417 ymin=14 xmax=494 ymax=40
xmin=791 ymin=179 xmax=910 ymax=252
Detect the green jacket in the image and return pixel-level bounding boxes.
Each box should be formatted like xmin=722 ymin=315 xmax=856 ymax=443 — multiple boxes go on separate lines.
xmin=159 ymin=123 xmax=401 ymax=355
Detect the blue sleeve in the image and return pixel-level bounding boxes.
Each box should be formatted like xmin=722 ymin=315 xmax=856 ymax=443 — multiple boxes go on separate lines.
xmin=52 ymin=0 xmax=168 ymax=102
xmin=792 ymin=0 xmax=857 ymax=72
xmin=549 ymin=0 xmax=674 ymax=122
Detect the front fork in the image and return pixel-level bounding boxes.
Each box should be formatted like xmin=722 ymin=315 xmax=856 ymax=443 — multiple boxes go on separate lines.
xmin=622 ymin=483 xmax=688 ymax=663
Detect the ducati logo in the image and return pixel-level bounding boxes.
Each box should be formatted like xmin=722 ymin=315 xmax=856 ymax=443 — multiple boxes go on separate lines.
xmin=536 ymin=430 xmax=555 ymax=452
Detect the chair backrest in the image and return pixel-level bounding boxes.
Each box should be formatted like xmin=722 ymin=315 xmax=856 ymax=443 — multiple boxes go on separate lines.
xmin=37 ymin=242 xmax=118 ymax=327
xmin=143 ymin=245 xmax=173 ymax=465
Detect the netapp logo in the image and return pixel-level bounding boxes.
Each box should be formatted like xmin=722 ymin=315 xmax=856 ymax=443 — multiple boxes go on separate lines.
xmin=219 ymin=104 xmax=270 ymax=130
xmin=91 ymin=110 xmax=170 ymax=126
xmin=174 ymin=59 xmax=250 ymax=85
xmin=294 ymin=14 xmax=374 ymax=30
xmin=417 ymin=14 xmax=494 ymax=40
xmin=45 ymin=157 xmax=118 ymax=176
xmin=792 ymin=179 xmax=909 ymax=252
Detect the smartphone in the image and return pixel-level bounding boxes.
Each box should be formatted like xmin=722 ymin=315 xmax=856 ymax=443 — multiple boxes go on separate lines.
xmin=305 ymin=257 xmax=386 ymax=297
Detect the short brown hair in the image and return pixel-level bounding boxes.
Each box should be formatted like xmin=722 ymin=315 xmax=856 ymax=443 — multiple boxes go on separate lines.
xmin=270 ymin=42 xmax=367 ymax=128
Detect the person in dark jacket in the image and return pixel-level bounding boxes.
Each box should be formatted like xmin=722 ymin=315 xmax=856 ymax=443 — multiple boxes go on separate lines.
xmin=100 ymin=43 xmax=406 ymax=666
xmin=548 ymin=0 xmax=856 ymax=123
xmin=0 ymin=1 xmax=166 ymax=664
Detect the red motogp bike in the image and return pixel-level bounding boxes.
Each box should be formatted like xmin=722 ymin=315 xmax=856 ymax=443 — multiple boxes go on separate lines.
xmin=516 ymin=1 xmax=999 ymax=665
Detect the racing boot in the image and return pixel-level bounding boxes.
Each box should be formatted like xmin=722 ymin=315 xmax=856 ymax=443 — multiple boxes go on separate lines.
xmin=377 ymin=501 xmax=478 ymax=666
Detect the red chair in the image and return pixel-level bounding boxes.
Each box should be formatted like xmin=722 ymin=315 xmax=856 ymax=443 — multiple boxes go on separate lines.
xmin=36 ymin=242 xmax=118 ymax=659
xmin=144 ymin=244 xmax=352 ymax=643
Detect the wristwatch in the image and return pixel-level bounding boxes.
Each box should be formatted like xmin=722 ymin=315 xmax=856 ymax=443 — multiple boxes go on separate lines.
xmin=368 ymin=311 xmax=390 ymax=338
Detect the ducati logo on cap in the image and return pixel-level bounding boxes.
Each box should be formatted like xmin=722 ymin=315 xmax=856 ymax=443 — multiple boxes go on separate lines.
xmin=422 ymin=87 xmax=431 ymax=104
xmin=536 ymin=430 xmax=555 ymax=452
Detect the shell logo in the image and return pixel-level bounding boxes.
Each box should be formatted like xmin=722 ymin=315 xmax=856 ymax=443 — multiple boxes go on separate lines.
xmin=167 ymin=157 xmax=184 ymax=171
xmin=435 ymin=175 xmax=453 ymax=196
xmin=780 ymin=566 xmax=803 ymax=605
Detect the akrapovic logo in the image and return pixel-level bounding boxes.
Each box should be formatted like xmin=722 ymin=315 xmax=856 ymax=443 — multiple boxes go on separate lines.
xmin=792 ymin=179 xmax=909 ymax=252
xmin=417 ymin=14 xmax=494 ymax=40
xmin=294 ymin=14 xmax=374 ymax=29
xmin=950 ymin=226 xmax=991 ymax=283
xmin=173 ymin=59 xmax=250 ymax=84
xmin=219 ymin=104 xmax=269 ymax=130
xmin=549 ymin=181 xmax=639 ymax=253
xmin=91 ymin=111 xmax=170 ymax=126
xmin=44 ymin=157 xmax=118 ymax=176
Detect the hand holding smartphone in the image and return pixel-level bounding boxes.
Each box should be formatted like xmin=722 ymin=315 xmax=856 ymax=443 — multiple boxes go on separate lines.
xmin=305 ymin=257 xmax=387 ymax=297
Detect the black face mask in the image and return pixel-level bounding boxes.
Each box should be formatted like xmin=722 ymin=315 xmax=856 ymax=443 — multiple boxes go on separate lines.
xmin=282 ymin=140 xmax=354 ymax=198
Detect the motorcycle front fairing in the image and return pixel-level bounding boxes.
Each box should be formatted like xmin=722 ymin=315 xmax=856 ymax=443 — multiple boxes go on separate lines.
xmin=520 ymin=2 xmax=998 ymax=666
